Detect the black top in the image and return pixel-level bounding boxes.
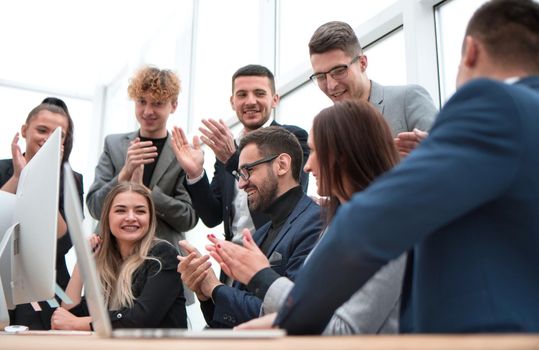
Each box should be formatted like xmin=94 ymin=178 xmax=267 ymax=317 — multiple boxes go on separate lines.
xmin=138 ymin=135 xmax=167 ymax=188
xmin=259 ymin=186 xmax=303 ymax=254
xmin=0 ymin=158 xmax=84 ymax=329
xmin=74 ymin=241 xmax=187 ymax=329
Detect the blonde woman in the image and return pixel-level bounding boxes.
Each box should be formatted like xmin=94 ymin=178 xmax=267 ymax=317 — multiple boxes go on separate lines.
xmin=51 ymin=182 xmax=187 ymax=330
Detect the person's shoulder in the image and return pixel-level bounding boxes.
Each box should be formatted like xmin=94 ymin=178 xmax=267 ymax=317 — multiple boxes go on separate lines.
xmin=104 ymin=131 xmax=136 ymax=143
xmin=149 ymin=240 xmax=177 ymax=256
xmin=453 ymin=78 xmax=520 ymax=102
xmin=276 ymin=123 xmax=308 ymax=140
xmin=293 ymin=194 xmax=321 ymax=218
xmin=149 ymin=240 xmax=178 ymax=267
xmin=380 ymin=82 xmax=428 ymax=95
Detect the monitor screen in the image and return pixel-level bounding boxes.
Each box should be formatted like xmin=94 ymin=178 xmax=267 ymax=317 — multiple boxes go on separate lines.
xmin=9 ymin=127 xmax=61 ymax=305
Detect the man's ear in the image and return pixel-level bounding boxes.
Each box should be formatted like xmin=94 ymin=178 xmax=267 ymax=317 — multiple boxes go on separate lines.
xmin=170 ymin=100 xmax=178 ymax=114
xmin=229 ymin=95 xmax=235 ymax=111
xmin=271 ymin=93 xmax=280 ymax=109
xmin=21 ymin=123 xmax=27 ymax=138
xmin=359 ymin=54 xmax=368 ymax=72
xmin=462 ymin=36 xmax=479 ymax=69
xmin=276 ymin=153 xmax=292 ymax=176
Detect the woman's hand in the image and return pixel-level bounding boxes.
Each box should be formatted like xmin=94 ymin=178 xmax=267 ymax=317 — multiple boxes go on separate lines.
xmin=51 ymin=307 xmax=91 ymax=331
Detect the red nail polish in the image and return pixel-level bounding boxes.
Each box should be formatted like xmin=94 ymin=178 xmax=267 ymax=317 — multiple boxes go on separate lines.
xmin=217 ymin=244 xmax=221 ymax=249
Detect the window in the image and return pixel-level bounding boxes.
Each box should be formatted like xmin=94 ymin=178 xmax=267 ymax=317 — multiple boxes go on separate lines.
xmin=278 ymin=0 xmax=398 ymax=80
xmin=435 ymin=0 xmax=488 ymax=103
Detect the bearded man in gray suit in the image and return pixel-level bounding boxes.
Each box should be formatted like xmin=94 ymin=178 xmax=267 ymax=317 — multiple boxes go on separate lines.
xmin=308 ymin=21 xmax=437 ymax=157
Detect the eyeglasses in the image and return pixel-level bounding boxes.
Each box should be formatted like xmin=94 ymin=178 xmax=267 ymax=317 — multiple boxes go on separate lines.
xmin=309 ymin=56 xmax=361 ymax=85
xmin=232 ymin=154 xmax=278 ymax=182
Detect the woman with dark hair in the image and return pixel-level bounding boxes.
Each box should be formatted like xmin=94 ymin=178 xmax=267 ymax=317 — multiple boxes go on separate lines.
xmin=0 ymin=98 xmax=83 ymax=329
xmin=41 ymin=97 xmax=74 ymax=163
xmin=51 ymin=182 xmax=187 ymax=330
xmin=206 ymin=99 xmax=406 ymax=334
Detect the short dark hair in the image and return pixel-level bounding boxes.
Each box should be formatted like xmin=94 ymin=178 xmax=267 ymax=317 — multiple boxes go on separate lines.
xmin=313 ymin=100 xmax=399 ymax=223
xmin=231 ymin=64 xmax=276 ymax=94
xmin=238 ymin=126 xmax=302 ymax=183
xmin=466 ymin=0 xmax=539 ymax=73
xmin=308 ymin=21 xmax=362 ymax=57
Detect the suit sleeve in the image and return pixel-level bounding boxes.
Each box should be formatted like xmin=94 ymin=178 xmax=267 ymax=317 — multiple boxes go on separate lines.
xmin=86 ymin=136 xmax=120 ymax=220
xmin=323 ymin=253 xmax=405 ymax=335
xmin=275 ymin=80 xmax=523 ymax=334
xmin=207 ymin=199 xmax=321 ymax=327
xmin=186 ymin=159 xmax=227 ymax=228
xmin=151 ymin=167 xmax=197 ymax=233
xmin=403 ymin=84 xmax=438 ymax=132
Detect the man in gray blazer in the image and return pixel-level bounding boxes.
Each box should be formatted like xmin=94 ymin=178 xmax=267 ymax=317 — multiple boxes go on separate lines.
xmin=86 ymin=66 xmax=197 ymax=249
xmin=308 ymin=21 xmax=437 ymax=156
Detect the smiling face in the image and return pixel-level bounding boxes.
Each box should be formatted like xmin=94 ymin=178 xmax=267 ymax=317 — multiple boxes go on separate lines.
xmin=21 ymin=110 xmax=68 ymax=161
xmin=237 ymin=143 xmax=279 ymax=212
xmin=108 ymin=191 xmax=151 ymax=253
xmin=134 ymin=92 xmax=177 ymax=138
xmin=310 ymin=49 xmax=370 ymax=102
xmin=230 ymin=76 xmax=279 ymax=132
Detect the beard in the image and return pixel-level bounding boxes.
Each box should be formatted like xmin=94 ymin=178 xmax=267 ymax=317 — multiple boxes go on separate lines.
xmin=247 ymin=168 xmax=279 ymax=212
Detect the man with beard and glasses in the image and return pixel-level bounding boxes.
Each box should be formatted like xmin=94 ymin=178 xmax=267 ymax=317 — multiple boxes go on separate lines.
xmin=171 ymin=64 xmax=309 ymax=248
xmin=174 ymin=126 xmax=321 ymax=328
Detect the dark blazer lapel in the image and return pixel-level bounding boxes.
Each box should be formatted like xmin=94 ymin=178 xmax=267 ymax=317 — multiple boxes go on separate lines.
xmin=150 ymin=133 xmax=174 ymax=187
xmin=265 ymin=194 xmax=311 ymax=258
xmin=253 ymin=223 xmax=271 ymax=248
xmin=369 ymin=80 xmax=385 ymax=115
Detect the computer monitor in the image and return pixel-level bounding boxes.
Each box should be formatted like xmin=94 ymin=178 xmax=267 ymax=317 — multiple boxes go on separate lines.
xmin=0 ymin=127 xmax=61 ymax=327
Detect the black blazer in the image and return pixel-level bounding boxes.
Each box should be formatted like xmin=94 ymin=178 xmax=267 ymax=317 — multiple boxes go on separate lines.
xmin=186 ymin=121 xmax=309 ymax=241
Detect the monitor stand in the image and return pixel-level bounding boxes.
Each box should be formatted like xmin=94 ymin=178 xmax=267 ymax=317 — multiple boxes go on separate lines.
xmin=0 ymin=223 xmax=18 ymax=329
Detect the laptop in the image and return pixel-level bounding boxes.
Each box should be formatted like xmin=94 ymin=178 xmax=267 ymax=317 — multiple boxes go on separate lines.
xmin=62 ymin=164 xmax=285 ymax=339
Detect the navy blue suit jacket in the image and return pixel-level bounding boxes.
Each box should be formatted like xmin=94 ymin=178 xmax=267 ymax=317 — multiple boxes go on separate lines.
xmin=186 ymin=121 xmax=309 ymax=241
xmin=200 ymin=193 xmax=322 ymax=328
xmin=276 ymin=77 xmax=539 ymax=334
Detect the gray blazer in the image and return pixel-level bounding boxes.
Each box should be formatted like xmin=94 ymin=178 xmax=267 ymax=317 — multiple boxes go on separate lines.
xmin=369 ymin=80 xmax=437 ymax=136
xmin=262 ymin=254 xmax=406 ymax=335
xmin=86 ymin=131 xmax=197 ymax=247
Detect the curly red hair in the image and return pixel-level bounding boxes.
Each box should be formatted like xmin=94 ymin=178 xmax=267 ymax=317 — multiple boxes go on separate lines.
xmin=127 ymin=65 xmax=181 ymax=102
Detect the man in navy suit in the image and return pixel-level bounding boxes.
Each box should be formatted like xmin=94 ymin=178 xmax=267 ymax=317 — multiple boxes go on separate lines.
xmin=172 ymin=65 xmax=309 ymax=245
xmin=176 ymin=126 xmax=321 ymax=328
xmin=275 ymin=0 xmax=539 ymax=334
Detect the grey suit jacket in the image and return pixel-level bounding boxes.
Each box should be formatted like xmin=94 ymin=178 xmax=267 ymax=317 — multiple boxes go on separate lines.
xmin=86 ymin=131 xmax=197 ymax=247
xmin=369 ymin=80 xmax=437 ymax=136
xmin=262 ymin=251 xmax=405 ymax=335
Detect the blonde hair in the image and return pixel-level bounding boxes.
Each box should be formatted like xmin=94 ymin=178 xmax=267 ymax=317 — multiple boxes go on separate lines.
xmin=95 ymin=182 xmax=161 ymax=309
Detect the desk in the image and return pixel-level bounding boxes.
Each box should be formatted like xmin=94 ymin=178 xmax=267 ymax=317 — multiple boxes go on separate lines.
xmin=0 ymin=334 xmax=538 ymax=350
